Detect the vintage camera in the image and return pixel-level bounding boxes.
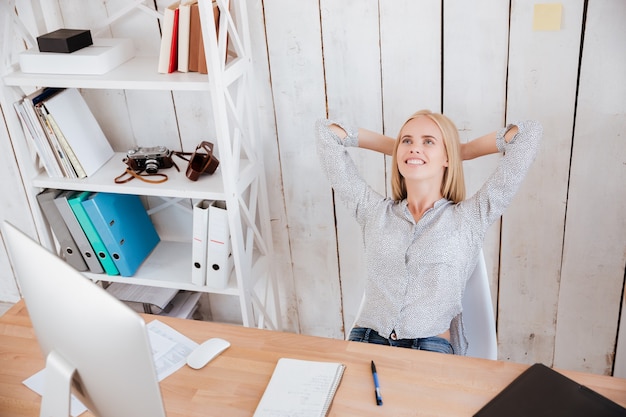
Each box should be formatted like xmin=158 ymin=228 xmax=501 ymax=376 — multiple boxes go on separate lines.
xmin=125 ymin=146 xmax=175 ymax=174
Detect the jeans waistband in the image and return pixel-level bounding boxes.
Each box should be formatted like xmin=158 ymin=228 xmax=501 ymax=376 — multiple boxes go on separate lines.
xmin=349 ymin=327 xmax=454 ymax=354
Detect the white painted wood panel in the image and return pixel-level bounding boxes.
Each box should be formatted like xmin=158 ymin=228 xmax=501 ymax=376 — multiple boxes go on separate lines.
xmin=443 ymin=0 xmax=510 ymax=313
xmin=244 ymin=0 xmax=298 ymax=332
xmin=380 ymin=0 xmax=441 ymax=131
xmin=262 ymin=0 xmax=343 ymax=337
xmin=554 ymin=0 xmax=626 ymax=375
xmin=499 ymin=0 xmax=585 ymax=365
xmin=320 ymin=0 xmax=385 ymax=336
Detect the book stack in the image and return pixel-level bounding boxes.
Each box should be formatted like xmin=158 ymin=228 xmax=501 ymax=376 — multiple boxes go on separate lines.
xmin=105 ymin=283 xmax=201 ymax=319
xmin=13 ymin=87 xmax=114 ymax=179
xmin=37 ymin=189 xmax=160 ymax=277
xmin=158 ymin=0 xmax=220 ymax=74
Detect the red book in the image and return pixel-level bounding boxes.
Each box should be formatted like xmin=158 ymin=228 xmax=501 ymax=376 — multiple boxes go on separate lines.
xmin=168 ymin=7 xmax=179 ymax=73
xmin=157 ymin=1 xmax=180 ymax=74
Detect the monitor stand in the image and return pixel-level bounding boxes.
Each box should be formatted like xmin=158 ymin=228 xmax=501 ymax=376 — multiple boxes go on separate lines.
xmin=40 ymin=351 xmax=76 ymax=417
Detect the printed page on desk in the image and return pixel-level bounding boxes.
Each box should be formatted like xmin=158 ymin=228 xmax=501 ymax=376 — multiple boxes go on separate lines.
xmin=253 ymin=358 xmax=346 ymax=417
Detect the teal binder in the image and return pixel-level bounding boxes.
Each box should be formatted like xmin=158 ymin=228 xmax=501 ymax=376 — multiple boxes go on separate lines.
xmin=81 ymin=192 xmax=160 ymax=277
xmin=67 ymin=191 xmax=119 ymax=276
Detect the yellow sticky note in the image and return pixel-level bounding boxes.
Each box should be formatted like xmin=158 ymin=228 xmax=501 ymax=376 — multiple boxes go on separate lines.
xmin=533 ymin=3 xmax=562 ymax=31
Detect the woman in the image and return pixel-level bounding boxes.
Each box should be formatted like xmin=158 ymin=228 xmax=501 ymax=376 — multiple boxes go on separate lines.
xmin=315 ymin=110 xmax=542 ymax=355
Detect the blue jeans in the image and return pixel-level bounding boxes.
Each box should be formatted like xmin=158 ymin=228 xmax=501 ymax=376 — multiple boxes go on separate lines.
xmin=349 ymin=327 xmax=454 ymax=354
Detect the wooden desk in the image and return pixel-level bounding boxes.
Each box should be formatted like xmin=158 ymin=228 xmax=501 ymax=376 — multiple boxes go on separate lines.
xmin=1 ymin=300 xmax=625 ymax=417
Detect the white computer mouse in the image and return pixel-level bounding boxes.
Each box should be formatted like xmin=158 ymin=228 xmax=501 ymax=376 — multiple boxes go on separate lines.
xmin=186 ymin=338 xmax=230 ymax=369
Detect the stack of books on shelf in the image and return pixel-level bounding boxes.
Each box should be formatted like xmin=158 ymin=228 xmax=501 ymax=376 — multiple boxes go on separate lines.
xmin=37 ymin=189 xmax=160 ymax=277
xmin=158 ymin=0 xmax=220 ymax=74
xmin=105 ymin=283 xmax=201 ymax=319
xmin=13 ymin=87 xmax=114 ymax=179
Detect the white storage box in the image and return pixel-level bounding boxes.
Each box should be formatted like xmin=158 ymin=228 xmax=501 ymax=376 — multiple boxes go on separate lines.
xmin=19 ymin=38 xmax=134 ymax=75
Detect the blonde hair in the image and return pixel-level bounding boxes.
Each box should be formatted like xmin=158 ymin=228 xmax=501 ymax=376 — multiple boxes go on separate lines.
xmin=391 ymin=110 xmax=466 ymax=203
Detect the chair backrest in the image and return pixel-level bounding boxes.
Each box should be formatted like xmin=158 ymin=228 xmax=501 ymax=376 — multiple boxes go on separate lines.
xmin=461 ymin=249 xmax=498 ymax=360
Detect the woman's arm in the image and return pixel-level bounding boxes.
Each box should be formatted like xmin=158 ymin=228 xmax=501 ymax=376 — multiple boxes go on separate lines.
xmin=461 ymin=120 xmax=541 ymax=232
xmin=329 ymin=124 xmax=396 ymax=155
xmin=339 ymin=124 xmax=520 ymax=160
xmin=461 ymin=126 xmax=519 ymax=160
xmin=316 ymin=119 xmax=384 ymax=222
xmin=357 ymin=128 xmax=396 ymax=155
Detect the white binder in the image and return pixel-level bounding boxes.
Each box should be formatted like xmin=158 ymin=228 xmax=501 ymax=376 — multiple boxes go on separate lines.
xmin=191 ymin=200 xmax=212 ymax=286
xmin=206 ymin=200 xmax=232 ymax=289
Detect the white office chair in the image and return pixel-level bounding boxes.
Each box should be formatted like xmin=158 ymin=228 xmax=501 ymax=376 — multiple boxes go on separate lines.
xmin=348 ymin=250 xmax=498 ymax=360
xmin=461 ymin=249 xmax=498 ymax=360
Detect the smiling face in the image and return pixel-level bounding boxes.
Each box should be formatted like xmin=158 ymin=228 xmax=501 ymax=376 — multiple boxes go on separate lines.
xmin=390 ymin=110 xmax=465 ymax=203
xmin=396 ymin=115 xmax=448 ymax=186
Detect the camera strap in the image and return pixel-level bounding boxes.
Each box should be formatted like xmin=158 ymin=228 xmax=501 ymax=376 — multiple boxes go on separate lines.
xmin=114 ymin=167 xmax=169 ymax=184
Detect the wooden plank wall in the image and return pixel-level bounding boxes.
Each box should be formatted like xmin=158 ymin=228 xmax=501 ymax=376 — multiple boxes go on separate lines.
xmin=0 ymin=0 xmax=624 ymax=376
xmin=500 ymin=0 xmax=584 ymax=367
xmin=553 ymin=1 xmax=626 ymax=376
xmin=258 ymin=0 xmax=626 ymax=376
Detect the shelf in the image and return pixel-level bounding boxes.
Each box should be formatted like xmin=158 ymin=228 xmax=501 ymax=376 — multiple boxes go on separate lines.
xmin=31 ymin=152 xmax=252 ymax=200
xmin=2 ymin=0 xmax=280 ymax=330
xmin=84 ymin=240 xmax=239 ymax=295
xmin=3 ymin=57 xmax=212 ymax=91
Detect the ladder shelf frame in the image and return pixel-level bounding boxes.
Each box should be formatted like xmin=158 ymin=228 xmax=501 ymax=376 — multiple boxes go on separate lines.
xmin=0 ymin=0 xmax=281 ymax=331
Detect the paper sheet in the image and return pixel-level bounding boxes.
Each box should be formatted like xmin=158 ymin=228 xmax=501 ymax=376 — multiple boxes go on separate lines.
xmin=23 ymin=320 xmax=199 ymax=416
xmin=533 ymin=3 xmax=562 ymax=31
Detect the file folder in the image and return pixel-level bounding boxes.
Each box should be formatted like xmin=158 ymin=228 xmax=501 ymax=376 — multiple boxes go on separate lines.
xmin=474 ymin=363 xmax=626 ymax=417
xmin=82 ymin=192 xmax=160 ymax=277
xmin=67 ymin=191 xmax=119 ymax=276
xmin=54 ymin=190 xmax=104 ymax=273
xmin=206 ymin=200 xmax=232 ymax=288
xmin=191 ymin=200 xmax=212 ymax=286
xmin=36 ymin=189 xmax=88 ymax=271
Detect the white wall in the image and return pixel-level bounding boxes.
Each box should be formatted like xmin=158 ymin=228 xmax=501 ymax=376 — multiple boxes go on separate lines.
xmin=0 ymin=0 xmax=624 ymax=376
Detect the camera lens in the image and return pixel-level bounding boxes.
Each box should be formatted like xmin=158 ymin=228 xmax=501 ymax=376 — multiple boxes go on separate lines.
xmin=145 ymin=159 xmax=159 ymax=174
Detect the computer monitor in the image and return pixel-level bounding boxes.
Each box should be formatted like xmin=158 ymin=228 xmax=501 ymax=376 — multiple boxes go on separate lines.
xmin=2 ymin=221 xmax=167 ymax=417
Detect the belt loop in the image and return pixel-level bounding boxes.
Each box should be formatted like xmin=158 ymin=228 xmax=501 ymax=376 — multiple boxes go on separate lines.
xmin=364 ymin=328 xmax=372 ymax=342
xmin=412 ymin=337 xmax=420 ymax=350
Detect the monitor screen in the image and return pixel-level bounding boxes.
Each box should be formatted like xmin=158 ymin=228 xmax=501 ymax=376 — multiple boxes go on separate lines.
xmin=2 ymin=221 xmax=167 ymax=417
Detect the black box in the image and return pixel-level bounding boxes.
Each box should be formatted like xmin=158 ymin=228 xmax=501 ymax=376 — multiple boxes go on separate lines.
xmin=37 ymin=29 xmax=93 ymax=53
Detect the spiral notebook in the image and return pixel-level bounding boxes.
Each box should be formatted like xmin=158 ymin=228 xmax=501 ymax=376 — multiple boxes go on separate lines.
xmin=253 ymin=358 xmax=345 ymax=417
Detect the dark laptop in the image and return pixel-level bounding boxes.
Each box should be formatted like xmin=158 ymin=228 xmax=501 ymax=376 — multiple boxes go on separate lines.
xmin=474 ymin=363 xmax=626 ymax=417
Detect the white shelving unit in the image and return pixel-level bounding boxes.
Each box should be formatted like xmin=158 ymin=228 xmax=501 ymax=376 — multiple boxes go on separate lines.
xmin=0 ymin=0 xmax=281 ymax=330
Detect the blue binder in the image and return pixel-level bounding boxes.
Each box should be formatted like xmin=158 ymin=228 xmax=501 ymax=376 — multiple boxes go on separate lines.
xmin=81 ymin=192 xmax=160 ymax=277
xmin=67 ymin=191 xmax=119 ymax=276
